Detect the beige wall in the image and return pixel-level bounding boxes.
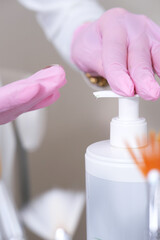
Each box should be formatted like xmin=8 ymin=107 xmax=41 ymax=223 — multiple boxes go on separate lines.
xmin=0 ymin=0 xmax=160 ymax=239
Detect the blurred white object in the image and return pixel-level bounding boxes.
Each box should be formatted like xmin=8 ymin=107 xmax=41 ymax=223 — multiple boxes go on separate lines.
xmin=21 ymin=189 xmax=85 ymax=240
xmin=147 ymin=170 xmax=160 ymax=239
xmin=15 ymin=108 xmax=47 ymax=152
xmin=0 ymin=122 xmax=16 ymax=196
xmin=0 ymin=181 xmax=25 ymax=239
xmin=54 ymin=228 xmax=71 ymax=240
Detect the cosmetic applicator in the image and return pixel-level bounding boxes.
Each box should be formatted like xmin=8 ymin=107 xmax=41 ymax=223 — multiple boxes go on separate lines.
xmin=0 ymin=158 xmax=26 ymax=239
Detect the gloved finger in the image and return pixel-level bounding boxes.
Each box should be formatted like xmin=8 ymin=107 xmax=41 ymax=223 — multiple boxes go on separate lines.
xmin=0 ymin=83 xmax=41 ymax=112
xmin=0 ymin=65 xmax=66 ymax=111
xmin=25 ymin=67 xmax=66 ymax=111
xmin=151 ymin=44 xmax=160 ymax=77
xmin=0 ymin=84 xmax=42 ymax=124
xmin=28 ymin=65 xmax=66 ymax=89
xmin=24 ymin=66 xmax=66 ymax=110
xmin=29 ymin=90 xmax=60 ymax=111
xmin=0 ymin=90 xmax=60 ymax=125
xmin=102 ymin=27 xmax=134 ymax=96
xmin=0 ymin=65 xmax=66 ymax=125
xmin=128 ymin=36 xmax=160 ymax=100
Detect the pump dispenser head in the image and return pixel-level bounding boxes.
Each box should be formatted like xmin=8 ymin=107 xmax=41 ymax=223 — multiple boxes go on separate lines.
xmin=94 ymin=91 xmax=147 ymax=148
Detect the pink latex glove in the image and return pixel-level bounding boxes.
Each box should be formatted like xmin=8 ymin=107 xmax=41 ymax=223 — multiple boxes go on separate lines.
xmin=0 ymin=65 xmax=66 ymax=125
xmin=71 ymin=8 xmax=160 ymax=100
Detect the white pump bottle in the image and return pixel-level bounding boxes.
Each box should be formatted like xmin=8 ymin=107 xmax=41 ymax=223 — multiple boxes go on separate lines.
xmin=85 ymin=91 xmax=149 ymax=240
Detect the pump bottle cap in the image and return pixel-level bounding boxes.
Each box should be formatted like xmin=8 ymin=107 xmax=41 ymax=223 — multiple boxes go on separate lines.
xmin=94 ymin=91 xmax=147 ymax=148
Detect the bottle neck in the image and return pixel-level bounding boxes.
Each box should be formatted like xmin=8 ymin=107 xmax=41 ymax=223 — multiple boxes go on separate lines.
xmin=110 ymin=117 xmax=147 ymax=148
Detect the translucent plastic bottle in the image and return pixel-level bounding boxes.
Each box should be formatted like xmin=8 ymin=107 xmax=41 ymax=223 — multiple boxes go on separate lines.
xmin=85 ymin=91 xmax=149 ymax=240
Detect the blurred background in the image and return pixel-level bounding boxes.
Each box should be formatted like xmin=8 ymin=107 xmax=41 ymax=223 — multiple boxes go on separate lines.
xmin=0 ymin=0 xmax=160 ymax=239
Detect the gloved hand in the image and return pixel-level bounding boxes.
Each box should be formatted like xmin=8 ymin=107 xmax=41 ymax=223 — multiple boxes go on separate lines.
xmin=0 ymin=65 xmax=66 ymax=124
xmin=71 ymin=8 xmax=160 ymax=100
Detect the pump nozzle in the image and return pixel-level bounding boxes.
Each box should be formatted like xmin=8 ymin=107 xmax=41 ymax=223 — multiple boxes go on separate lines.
xmin=93 ymin=91 xmax=147 ymax=148
xmin=94 ymin=91 xmax=140 ymax=121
